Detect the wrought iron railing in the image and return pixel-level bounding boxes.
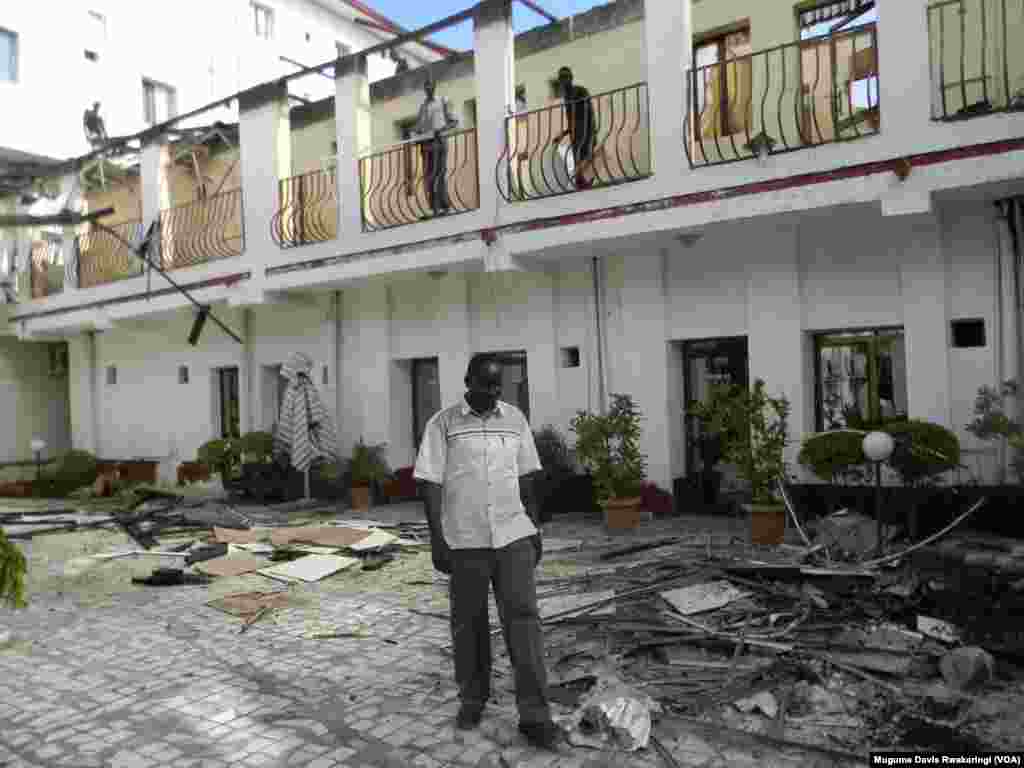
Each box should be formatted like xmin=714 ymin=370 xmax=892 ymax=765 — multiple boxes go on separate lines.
xmin=271 ymin=168 xmax=338 ymax=248
xmin=77 ymin=220 xmax=146 ymax=289
xmin=685 ymin=24 xmax=879 ymax=168
xmin=29 ymin=240 xmax=65 ymax=299
xmin=928 ymin=0 xmax=1024 ymax=120
xmin=159 ymin=188 xmax=244 ymax=270
xmin=359 ymin=128 xmax=479 ymax=232
xmin=496 ymin=82 xmax=651 ymax=202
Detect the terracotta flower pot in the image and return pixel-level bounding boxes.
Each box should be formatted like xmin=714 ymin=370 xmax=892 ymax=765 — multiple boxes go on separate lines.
xmin=745 ymin=503 xmax=787 ymax=545
xmin=602 ymin=496 xmax=643 ymax=532
xmin=351 ymin=484 xmax=371 ymax=511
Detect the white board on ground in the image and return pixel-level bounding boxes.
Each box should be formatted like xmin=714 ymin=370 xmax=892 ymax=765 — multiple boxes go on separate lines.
xmin=660 ymin=581 xmax=748 ymax=616
xmin=257 ymin=554 xmax=360 ymax=583
xmin=539 ymin=590 xmax=616 ymax=619
xmin=348 ymin=530 xmax=399 ymax=551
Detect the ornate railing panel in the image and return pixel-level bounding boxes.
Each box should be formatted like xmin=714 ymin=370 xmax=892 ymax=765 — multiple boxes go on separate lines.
xmin=496 ymin=82 xmax=651 ymax=202
xmin=685 ymin=24 xmax=879 ymax=168
xmin=160 ymin=188 xmax=244 ymax=270
xmin=928 ymin=0 xmax=1024 ymax=120
xmin=29 ymin=240 xmax=65 ymax=299
xmin=77 ymin=220 xmax=146 ymax=289
xmin=271 ymin=168 xmax=338 ymax=247
xmin=360 ymin=128 xmax=479 ymax=232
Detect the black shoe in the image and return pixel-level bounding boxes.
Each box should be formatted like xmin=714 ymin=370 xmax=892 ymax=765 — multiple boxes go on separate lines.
xmin=518 ymin=720 xmax=561 ymax=750
xmin=456 ymin=703 xmax=484 ymax=730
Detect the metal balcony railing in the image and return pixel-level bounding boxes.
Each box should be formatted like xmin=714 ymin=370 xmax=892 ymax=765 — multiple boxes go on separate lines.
xmin=496 ymin=82 xmax=651 ymax=202
xmin=271 ymin=168 xmax=338 ymax=248
xmin=359 ymin=128 xmax=479 ymax=232
xmin=685 ymin=24 xmax=879 ymax=168
xmin=928 ymin=0 xmax=1024 ymax=120
xmin=77 ymin=220 xmax=146 ymax=289
xmin=29 ymin=240 xmax=66 ymax=299
xmin=159 ymin=188 xmax=244 ymax=270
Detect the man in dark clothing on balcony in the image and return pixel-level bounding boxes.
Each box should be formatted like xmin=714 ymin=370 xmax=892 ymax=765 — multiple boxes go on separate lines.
xmin=551 ymin=66 xmax=596 ymax=190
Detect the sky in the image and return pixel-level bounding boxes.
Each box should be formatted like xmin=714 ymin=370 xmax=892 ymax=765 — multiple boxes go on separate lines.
xmin=365 ymin=0 xmax=608 ymax=52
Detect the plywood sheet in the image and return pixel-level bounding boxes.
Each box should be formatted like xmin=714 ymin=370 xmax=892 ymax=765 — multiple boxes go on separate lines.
xmin=194 ymin=554 xmax=267 ymax=577
xmin=257 ymin=554 xmax=360 ymax=583
xmin=269 ymin=526 xmax=370 ymax=548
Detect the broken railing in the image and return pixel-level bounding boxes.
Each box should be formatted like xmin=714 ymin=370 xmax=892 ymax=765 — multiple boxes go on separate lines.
xmin=685 ymin=24 xmax=879 ymax=168
xmin=359 ymin=128 xmax=479 ymax=232
xmin=77 ymin=220 xmax=146 ymax=289
xmin=159 ymin=188 xmax=245 ymax=270
xmin=29 ymin=239 xmax=66 ymax=299
xmin=270 ymin=167 xmax=338 ymax=248
xmin=496 ymin=82 xmax=651 ymax=202
xmin=928 ymin=0 xmax=1024 ymax=120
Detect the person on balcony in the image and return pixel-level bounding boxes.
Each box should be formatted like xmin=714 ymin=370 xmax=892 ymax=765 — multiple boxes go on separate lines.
xmin=83 ymin=102 xmax=109 ymax=149
xmin=415 ymin=76 xmax=459 ymax=217
xmin=414 ymin=353 xmax=560 ymax=751
xmin=551 ymin=66 xmax=595 ymax=190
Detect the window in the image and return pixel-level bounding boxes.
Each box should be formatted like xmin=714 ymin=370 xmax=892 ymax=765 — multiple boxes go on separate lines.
xmin=693 ymin=26 xmax=752 ymax=140
xmin=217 ymin=366 xmax=241 ymax=439
xmin=0 ymin=28 xmax=17 ymax=82
xmin=560 ymin=347 xmax=581 ymax=368
xmin=252 ymin=2 xmax=274 ymax=40
xmin=106 ymin=366 xmax=117 ymax=386
xmin=178 ymin=365 xmax=189 ymax=384
xmin=815 ymin=328 xmax=907 ymax=431
xmin=952 ymin=319 xmax=986 ymax=348
xmin=85 ymin=11 xmax=106 ymax=62
xmin=142 ymin=78 xmax=176 ymax=125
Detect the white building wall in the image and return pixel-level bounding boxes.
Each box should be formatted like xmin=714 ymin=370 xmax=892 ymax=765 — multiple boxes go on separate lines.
xmin=0 ymin=337 xmax=69 ymax=462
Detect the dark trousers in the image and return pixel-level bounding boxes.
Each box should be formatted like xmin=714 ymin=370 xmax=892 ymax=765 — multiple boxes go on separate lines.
xmin=449 ymin=537 xmax=550 ymax=724
xmin=420 ymin=136 xmax=450 ymax=214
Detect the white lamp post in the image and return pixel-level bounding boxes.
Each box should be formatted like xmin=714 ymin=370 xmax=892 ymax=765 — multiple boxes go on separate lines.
xmin=30 ymin=437 xmax=46 ymax=481
xmin=862 ymin=431 xmax=894 ymax=556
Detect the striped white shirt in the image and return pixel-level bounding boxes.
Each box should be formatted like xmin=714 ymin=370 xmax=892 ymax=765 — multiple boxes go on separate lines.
xmin=414 ymin=399 xmax=542 ymax=549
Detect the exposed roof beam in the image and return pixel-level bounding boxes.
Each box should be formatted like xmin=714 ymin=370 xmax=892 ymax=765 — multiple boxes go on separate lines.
xmin=517 ymin=0 xmax=557 ymax=24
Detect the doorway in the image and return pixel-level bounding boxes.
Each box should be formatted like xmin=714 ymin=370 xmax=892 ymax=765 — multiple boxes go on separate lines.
xmin=683 ymin=337 xmax=749 ymax=501
xmin=411 ymin=357 xmax=441 ymax=450
xmin=216 ymin=366 xmax=241 ymax=439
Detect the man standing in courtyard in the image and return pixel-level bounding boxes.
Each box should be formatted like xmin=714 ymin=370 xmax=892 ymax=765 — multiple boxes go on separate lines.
xmin=414 ymin=353 xmax=559 ymax=750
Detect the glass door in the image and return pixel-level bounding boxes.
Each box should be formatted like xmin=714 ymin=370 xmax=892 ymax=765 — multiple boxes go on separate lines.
xmin=412 ymin=358 xmax=441 ymax=450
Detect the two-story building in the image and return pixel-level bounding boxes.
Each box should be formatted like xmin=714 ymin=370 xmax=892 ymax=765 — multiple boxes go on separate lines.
xmin=2 ymin=0 xmax=1023 ymax=500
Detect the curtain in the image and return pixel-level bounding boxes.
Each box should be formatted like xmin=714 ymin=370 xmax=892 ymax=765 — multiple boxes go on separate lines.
xmin=700 ymin=32 xmax=752 ymax=140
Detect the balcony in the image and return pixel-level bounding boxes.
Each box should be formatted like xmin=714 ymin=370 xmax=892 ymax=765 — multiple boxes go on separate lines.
xmin=685 ymin=24 xmax=879 ymax=168
xmin=29 ymin=240 xmax=66 ymax=299
xmin=159 ymin=188 xmax=245 ymax=270
xmin=76 ymin=220 xmax=147 ymax=289
xmin=271 ymin=168 xmax=338 ymax=248
xmin=928 ymin=0 xmax=1024 ymax=121
xmin=496 ymin=82 xmax=651 ymax=202
xmin=359 ymin=128 xmax=479 ymax=232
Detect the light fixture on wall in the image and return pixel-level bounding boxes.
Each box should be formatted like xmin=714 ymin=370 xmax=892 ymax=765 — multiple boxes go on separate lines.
xmin=744 ymin=132 xmax=777 ymax=167
xmin=30 ymin=437 xmax=46 ymax=481
xmin=673 ymin=232 xmax=703 ymax=249
xmin=188 ymin=306 xmax=210 ymax=346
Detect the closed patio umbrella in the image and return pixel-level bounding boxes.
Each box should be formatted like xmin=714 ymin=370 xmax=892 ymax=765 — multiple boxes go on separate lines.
xmin=273 ymin=352 xmax=338 ymax=498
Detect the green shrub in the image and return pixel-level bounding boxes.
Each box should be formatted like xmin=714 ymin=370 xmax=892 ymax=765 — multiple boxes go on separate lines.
xmin=798 ymin=430 xmax=868 ymax=484
xmin=885 ymin=419 xmax=960 ymax=486
xmin=239 ymin=431 xmax=274 ymax=463
xmin=571 ymin=394 xmax=648 ymax=505
xmin=533 ymin=425 xmax=574 ymax=477
xmin=197 ymin=438 xmax=242 ymax=479
xmin=31 ymin=449 xmax=100 ymax=498
xmin=346 ymin=438 xmax=392 ymax=487
xmin=0 ymin=529 xmax=27 ymax=609
xmin=966 ymin=380 xmax=1024 ymax=482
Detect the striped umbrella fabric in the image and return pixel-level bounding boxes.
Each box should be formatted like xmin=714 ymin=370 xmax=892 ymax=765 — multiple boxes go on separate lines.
xmin=273 ymin=352 xmax=338 ymax=474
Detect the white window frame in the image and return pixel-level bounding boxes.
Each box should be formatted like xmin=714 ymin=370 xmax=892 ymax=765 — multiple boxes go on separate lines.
xmin=252 ymin=2 xmax=274 ymax=41
xmin=142 ymin=78 xmax=177 ymax=125
xmin=0 ymin=27 xmax=17 ymax=83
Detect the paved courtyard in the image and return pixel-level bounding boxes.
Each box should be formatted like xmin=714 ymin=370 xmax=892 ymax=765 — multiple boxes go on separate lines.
xmin=0 ymin=505 xmax=859 ymax=768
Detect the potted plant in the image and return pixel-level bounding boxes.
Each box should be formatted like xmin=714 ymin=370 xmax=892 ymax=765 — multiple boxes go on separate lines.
xmin=532 ymin=425 xmax=576 ymax=521
xmin=345 ymin=438 xmax=392 ymax=511
xmin=197 ymin=438 xmax=242 ymax=489
xmin=692 ymin=379 xmax=790 ymax=545
xmin=570 ymin=393 xmax=648 ymax=531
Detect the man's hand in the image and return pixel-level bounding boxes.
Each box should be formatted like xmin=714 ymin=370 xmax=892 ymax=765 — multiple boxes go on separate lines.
xmin=420 ymin=480 xmax=450 ymax=574
xmin=530 ymin=532 xmax=542 ymax=567
xmin=432 ymin=535 xmax=453 ymax=575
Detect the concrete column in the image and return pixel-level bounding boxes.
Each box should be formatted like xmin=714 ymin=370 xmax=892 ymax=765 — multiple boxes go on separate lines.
xmin=339 ymin=281 xmax=391 ymax=458
xmin=606 ymin=250 xmax=673 ymax=492
xmin=438 ymin=273 xmax=473 ymax=410
xmin=242 ymin=309 xmax=255 ymax=434
xmin=238 ymin=82 xmax=291 ymax=272
xmin=474 ymin=0 xmax=514 ymax=220
xmin=59 ymin=172 xmax=83 ymax=291
xmin=140 ymin=142 xmax=171 ymax=268
xmin=67 ymin=334 xmax=98 ymax=454
xmin=643 ymin=0 xmax=691 ymax=181
xmin=899 ymin=212 xmax=953 ymax=427
xmin=746 ymin=219 xmax=808 ymax=469
xmin=335 ymin=56 xmax=372 ymax=237
xmin=876 ymin=0 xmax=931 ymax=154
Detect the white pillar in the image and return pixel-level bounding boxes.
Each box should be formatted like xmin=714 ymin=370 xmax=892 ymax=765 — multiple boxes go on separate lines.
xmin=339 ymin=282 xmax=391 ymax=457
xmin=643 ymin=0 xmax=691 ymax=181
xmin=876 ymin=0 xmax=931 ymax=154
xmin=140 ymin=142 xmax=171 ymax=268
xmin=899 ymin=212 xmax=952 ymax=427
xmin=437 ymin=273 xmax=473 ymax=410
xmin=746 ymin=219 xmax=808 ymax=469
xmin=335 ymin=55 xmax=371 ymax=237
xmin=59 ymin=172 xmax=83 ymax=291
xmin=67 ymin=333 xmax=98 ymax=454
xmin=474 ymin=0 xmax=514 ymax=220
xmin=238 ymin=82 xmax=291 ymax=272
